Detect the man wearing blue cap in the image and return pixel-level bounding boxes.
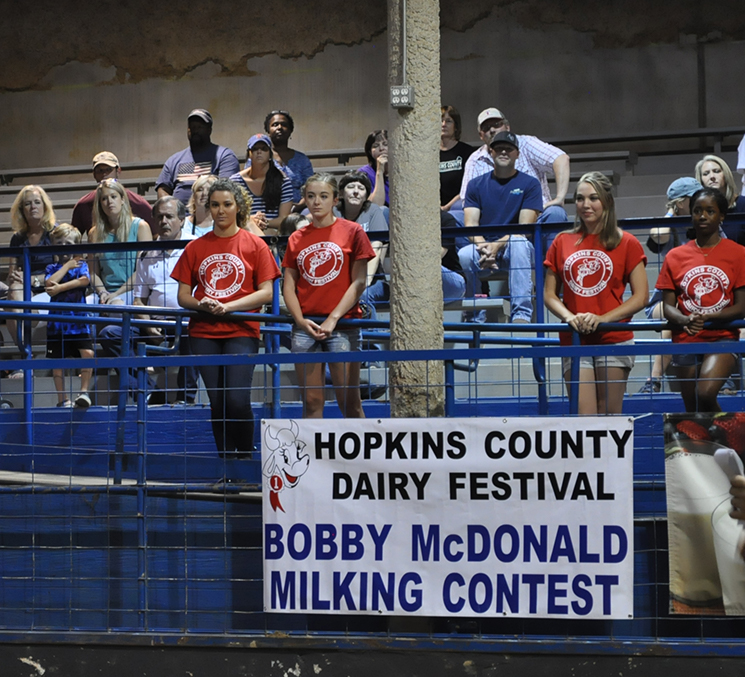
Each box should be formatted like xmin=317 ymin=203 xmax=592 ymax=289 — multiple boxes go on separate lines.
xmin=156 ymin=109 xmax=239 ymax=204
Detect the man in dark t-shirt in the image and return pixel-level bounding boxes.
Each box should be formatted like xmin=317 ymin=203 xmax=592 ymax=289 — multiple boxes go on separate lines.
xmin=156 ymin=109 xmax=239 ymax=204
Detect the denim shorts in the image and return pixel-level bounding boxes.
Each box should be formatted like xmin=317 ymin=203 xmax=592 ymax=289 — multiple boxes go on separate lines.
xmin=562 ymin=340 xmax=636 ymax=374
xmin=671 ymin=339 xmax=738 ymax=368
xmin=291 ymin=327 xmax=361 ymax=353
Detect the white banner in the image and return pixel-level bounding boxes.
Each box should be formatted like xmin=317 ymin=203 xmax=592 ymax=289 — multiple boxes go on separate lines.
xmin=262 ymin=417 xmax=634 ymax=619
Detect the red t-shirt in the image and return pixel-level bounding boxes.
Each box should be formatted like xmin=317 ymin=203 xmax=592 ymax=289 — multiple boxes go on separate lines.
xmin=282 ymin=218 xmax=375 ymax=319
xmin=656 ymin=239 xmax=745 ymax=343
xmin=544 ymin=231 xmax=647 ymax=345
xmin=171 ymin=229 xmax=280 ymax=339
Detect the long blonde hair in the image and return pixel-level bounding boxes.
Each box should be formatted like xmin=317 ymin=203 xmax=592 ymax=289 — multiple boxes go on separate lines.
xmin=694 ymin=154 xmax=740 ymax=208
xmin=187 ymin=174 xmax=218 ymax=217
xmin=10 ymin=185 xmax=56 ymax=235
xmin=91 ymin=179 xmax=134 ymax=243
xmin=573 ymin=171 xmax=621 ymax=250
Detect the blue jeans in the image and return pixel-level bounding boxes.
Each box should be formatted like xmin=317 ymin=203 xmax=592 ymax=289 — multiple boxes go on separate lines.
xmin=99 ymin=323 xmax=198 ymax=402
xmin=361 ymin=266 xmax=466 ymax=320
xmin=457 ymin=236 xmax=535 ymax=322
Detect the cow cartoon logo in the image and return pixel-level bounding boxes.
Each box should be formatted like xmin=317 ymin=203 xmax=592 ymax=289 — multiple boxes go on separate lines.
xmin=680 ymin=265 xmax=730 ymax=314
xmin=262 ymin=420 xmax=310 ymax=512
xmin=297 ymin=242 xmax=344 ymax=286
xmin=564 ymin=249 xmax=613 ymax=297
xmin=198 ymin=253 xmax=246 ymax=299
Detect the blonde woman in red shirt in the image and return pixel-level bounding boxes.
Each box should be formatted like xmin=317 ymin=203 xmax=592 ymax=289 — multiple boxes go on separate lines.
xmin=282 ymin=173 xmax=375 ymax=418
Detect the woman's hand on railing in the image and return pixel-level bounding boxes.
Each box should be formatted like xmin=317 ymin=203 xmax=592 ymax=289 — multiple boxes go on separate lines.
xmin=683 ymin=312 xmax=704 ymax=336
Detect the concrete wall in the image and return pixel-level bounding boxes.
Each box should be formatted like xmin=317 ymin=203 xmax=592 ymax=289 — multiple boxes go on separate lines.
xmin=0 ymin=0 xmax=743 ymax=169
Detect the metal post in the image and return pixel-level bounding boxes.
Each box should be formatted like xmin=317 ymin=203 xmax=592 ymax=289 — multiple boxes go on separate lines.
xmin=113 ymin=313 xmax=131 ymax=485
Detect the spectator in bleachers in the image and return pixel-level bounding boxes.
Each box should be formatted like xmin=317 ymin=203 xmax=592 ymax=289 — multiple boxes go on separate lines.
xmin=544 ymin=171 xmax=648 ymax=415
xmin=231 ymin=134 xmax=293 ymax=237
xmin=637 ymin=177 xmax=702 ymax=395
xmin=99 ymin=197 xmax=198 ymax=405
xmin=71 ymin=152 xmax=154 ymax=237
xmin=460 ymin=107 xmax=569 ymax=223
xmin=360 ymin=130 xmax=389 ymax=207
xmin=184 ymin=174 xmax=218 ymax=237
xmin=440 ymin=106 xmax=475 ymax=213
xmin=88 ymin=178 xmax=152 ymax=305
xmin=339 ymin=170 xmax=386 ymax=287
xmin=337 ymin=171 xmax=387 ymax=312
xmin=282 ymin=174 xmax=375 ymax=418
xmin=44 ymin=224 xmax=93 ymax=408
xmin=263 ymin=110 xmax=314 ymax=204
xmin=656 ymin=188 xmax=745 ymax=413
xmin=6 ymin=185 xmax=57 ymax=350
xmin=460 ymin=131 xmax=540 ymax=324
xmin=172 ymin=179 xmax=280 ymax=457
xmin=156 ymin=109 xmax=239 ymax=204
xmin=695 ymin=155 xmax=745 ymax=238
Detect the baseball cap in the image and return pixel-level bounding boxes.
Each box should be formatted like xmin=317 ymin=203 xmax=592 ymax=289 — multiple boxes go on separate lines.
xmin=477 ymin=107 xmax=506 ymax=127
xmin=247 ymin=133 xmax=273 ymax=150
xmin=667 ymin=177 xmax=702 ymax=201
xmin=92 ymin=151 xmax=119 ymax=168
xmin=188 ymin=108 xmax=213 ymax=125
xmin=489 ymin=131 xmax=519 ymax=151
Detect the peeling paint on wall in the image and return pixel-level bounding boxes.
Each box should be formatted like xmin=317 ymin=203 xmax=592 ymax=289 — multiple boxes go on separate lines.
xmin=2 ymin=0 xmax=744 ymax=91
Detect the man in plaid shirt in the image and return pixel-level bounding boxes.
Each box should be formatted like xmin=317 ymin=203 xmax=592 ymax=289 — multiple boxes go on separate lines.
xmin=459 ymin=107 xmax=570 ymax=223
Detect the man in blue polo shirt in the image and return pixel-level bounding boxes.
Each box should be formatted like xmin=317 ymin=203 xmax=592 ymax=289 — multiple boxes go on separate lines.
xmin=460 ymin=131 xmax=542 ymax=323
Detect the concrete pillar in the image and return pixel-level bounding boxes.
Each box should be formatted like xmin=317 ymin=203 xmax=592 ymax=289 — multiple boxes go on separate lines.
xmin=387 ymin=0 xmax=444 ymax=418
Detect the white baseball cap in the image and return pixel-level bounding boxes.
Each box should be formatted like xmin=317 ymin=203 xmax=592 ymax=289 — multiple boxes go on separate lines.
xmin=477 ymin=107 xmax=506 ymax=127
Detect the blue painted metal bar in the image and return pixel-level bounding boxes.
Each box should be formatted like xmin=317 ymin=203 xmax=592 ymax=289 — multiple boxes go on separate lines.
xmin=532 ymin=221 xmax=548 ymax=414
xmin=113 ymin=313 xmax=132 ymax=485
xmin=20 ymin=247 xmax=33 ymax=449
xmin=136 ymin=341 xmax=148 ymax=630
xmin=569 ymin=330 xmax=581 ymax=415
xmin=444 ymin=360 xmax=455 ymax=416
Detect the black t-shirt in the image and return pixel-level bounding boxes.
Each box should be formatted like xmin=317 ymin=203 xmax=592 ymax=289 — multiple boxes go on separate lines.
xmin=440 ymin=211 xmax=463 ymax=276
xmin=439 ymin=141 xmax=475 ymax=206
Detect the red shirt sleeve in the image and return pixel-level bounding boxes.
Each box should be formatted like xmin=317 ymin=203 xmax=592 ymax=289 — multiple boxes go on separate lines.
xmin=253 ymin=239 xmax=281 ymax=286
xmin=655 ymin=255 xmax=675 ymax=291
xmin=351 ymin=223 xmax=376 ymax=261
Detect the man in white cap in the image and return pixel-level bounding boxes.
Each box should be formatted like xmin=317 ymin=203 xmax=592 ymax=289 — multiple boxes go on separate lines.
xmin=71 ymin=151 xmax=155 ymax=237
xmin=459 ymin=107 xmax=570 ymax=223
xmin=156 ymin=109 xmax=239 ymax=204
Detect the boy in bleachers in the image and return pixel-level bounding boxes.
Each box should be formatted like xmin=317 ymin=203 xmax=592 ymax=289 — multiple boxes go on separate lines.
xmin=44 ymin=224 xmax=94 ymax=408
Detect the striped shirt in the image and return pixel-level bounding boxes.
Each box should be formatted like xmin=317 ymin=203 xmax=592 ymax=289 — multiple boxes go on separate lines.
xmin=230 ymin=173 xmax=293 ymax=219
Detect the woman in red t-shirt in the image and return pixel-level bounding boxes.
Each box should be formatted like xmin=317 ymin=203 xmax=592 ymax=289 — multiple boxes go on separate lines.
xmin=172 ymin=179 xmax=280 ymax=457
xmin=656 ymin=188 xmax=745 ymax=412
xmin=544 ymin=172 xmax=648 ymax=415
xmin=282 ymin=173 xmax=375 ymax=418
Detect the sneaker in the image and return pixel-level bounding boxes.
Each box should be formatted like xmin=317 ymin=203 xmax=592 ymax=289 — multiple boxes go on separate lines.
xmin=56 ymin=399 xmax=73 ymax=408
xmin=636 ymin=378 xmax=661 ymax=395
xmin=74 ymin=392 xmax=91 ymax=408
xmin=722 ymin=377 xmax=738 ymax=396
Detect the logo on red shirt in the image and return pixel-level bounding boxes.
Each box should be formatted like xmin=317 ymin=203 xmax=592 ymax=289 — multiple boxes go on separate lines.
xmin=297 ymin=242 xmax=344 ymax=286
xmin=564 ymin=250 xmax=613 ymax=297
xmin=198 ymin=253 xmax=246 ymax=299
xmin=680 ymin=265 xmax=730 ymax=313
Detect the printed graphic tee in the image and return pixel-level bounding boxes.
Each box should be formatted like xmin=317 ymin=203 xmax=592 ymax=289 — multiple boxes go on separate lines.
xmin=282 ymin=218 xmax=375 ymax=319
xmin=171 ymin=229 xmax=280 ymax=338
xmin=544 ymin=231 xmax=647 ymax=345
xmin=656 ymin=238 xmax=745 ymax=343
